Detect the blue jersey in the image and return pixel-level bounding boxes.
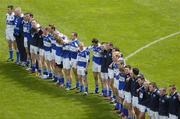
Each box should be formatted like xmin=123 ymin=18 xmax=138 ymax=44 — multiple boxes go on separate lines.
xmin=43 ymin=34 xmax=52 ymax=51
xmin=118 ymin=73 xmax=126 ymax=90
xmin=77 ymin=48 xmax=90 ymax=68
xmin=56 ymin=43 xmax=63 ymax=57
xmin=62 ymin=42 xmax=70 ymax=59
xmin=50 ymin=34 xmax=56 ymax=50
xmin=69 ymin=39 xmax=80 ymax=59
xmin=89 ymin=45 xmax=102 ymax=65
xmin=14 ymin=16 xmax=23 ymax=36
xmin=23 ymin=21 xmax=32 ymax=40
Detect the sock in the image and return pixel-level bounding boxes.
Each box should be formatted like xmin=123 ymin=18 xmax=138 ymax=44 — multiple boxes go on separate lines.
xmin=48 ymin=70 xmax=52 ymax=78
xmin=16 ymin=51 xmax=20 ymax=62
xmin=26 ymin=60 xmax=30 ymax=67
xmin=115 ymin=102 xmax=120 ymax=110
xmin=119 ymin=103 xmax=123 ymax=112
xmin=109 ymin=89 xmax=112 ymax=97
xmin=69 ymin=80 xmax=71 ymax=88
xmin=53 ymin=74 xmax=57 ymax=81
xmin=103 ymin=88 xmax=107 ymax=96
xmin=80 ymin=85 xmax=84 ymax=92
xmin=113 ymin=95 xmax=116 ymax=99
xmin=9 ymin=49 xmax=13 ymax=59
xmin=43 ymin=68 xmax=48 ymax=75
xmin=54 ymin=75 xmax=58 ymax=82
xmin=95 ymin=85 xmax=99 ymax=93
xmin=66 ymin=80 xmax=70 ymax=88
xmin=31 ymin=64 xmax=36 ymax=72
xmin=61 ymin=77 xmax=64 ymax=84
xmin=38 ymin=68 xmax=42 ymax=74
xmin=76 ymin=80 xmax=80 ymax=88
xmin=123 ymin=108 xmax=128 ymax=117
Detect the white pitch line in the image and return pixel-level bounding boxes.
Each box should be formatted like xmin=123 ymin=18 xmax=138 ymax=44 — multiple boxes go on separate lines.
xmin=125 ymin=31 xmax=180 ymax=61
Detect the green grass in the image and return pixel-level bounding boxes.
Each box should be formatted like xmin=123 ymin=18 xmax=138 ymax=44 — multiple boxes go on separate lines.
xmin=0 ymin=0 xmax=180 ymax=118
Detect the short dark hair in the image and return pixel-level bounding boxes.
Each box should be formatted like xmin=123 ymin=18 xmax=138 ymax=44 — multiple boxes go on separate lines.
xmin=92 ymin=38 xmax=99 ymax=44
xmin=108 ymin=42 xmax=113 ymax=47
xmin=7 ymin=5 xmax=14 ymax=10
xmin=113 ymin=47 xmax=120 ymax=52
xmin=72 ymin=32 xmax=78 ymax=37
xmin=49 ymin=24 xmax=56 ymax=31
xmin=29 ymin=13 xmax=33 ymax=18
xmin=137 ymin=73 xmax=145 ymax=80
xmin=169 ymin=84 xmax=176 ymax=90
xmin=132 ymin=68 xmax=139 ymax=75
xmin=125 ymin=65 xmax=131 ymax=69
xmin=24 ymin=12 xmax=30 ymax=16
xmin=149 ymin=82 xmax=157 ymax=88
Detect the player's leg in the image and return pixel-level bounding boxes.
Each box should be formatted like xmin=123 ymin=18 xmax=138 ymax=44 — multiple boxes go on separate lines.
xmin=138 ymin=105 xmax=145 ymax=119
xmin=7 ymin=39 xmax=14 ymax=61
xmin=12 ymin=39 xmax=20 ymax=64
xmin=63 ymin=58 xmax=72 ymax=90
xmin=50 ymin=49 xmax=56 ymax=79
xmin=72 ymin=67 xmax=79 ymax=89
xmin=30 ymin=45 xmax=36 ymax=73
xmin=77 ymin=69 xmax=83 ymax=92
xmin=38 ymin=49 xmax=44 ymax=77
xmin=83 ymin=74 xmax=88 ymax=95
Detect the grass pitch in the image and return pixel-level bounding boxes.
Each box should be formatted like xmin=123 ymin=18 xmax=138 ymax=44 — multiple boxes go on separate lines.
xmin=0 ymin=0 xmax=180 ymax=118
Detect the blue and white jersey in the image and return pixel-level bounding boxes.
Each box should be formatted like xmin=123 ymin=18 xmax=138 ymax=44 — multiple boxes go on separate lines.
xmin=23 ymin=21 xmax=32 ymax=40
xmin=6 ymin=13 xmax=15 ymax=31
xmin=118 ymin=73 xmax=126 ymax=90
xmin=56 ymin=43 xmax=63 ymax=57
xmin=43 ymin=34 xmax=52 ymax=51
xmin=55 ymin=37 xmax=66 ymax=57
xmin=62 ymin=40 xmax=70 ymax=59
xmin=49 ymin=34 xmax=56 ymax=50
xmin=77 ymin=48 xmax=90 ymax=68
xmin=69 ymin=39 xmax=80 ymax=59
xmin=89 ymin=45 xmax=102 ymax=65
xmin=113 ymin=63 xmax=120 ymax=79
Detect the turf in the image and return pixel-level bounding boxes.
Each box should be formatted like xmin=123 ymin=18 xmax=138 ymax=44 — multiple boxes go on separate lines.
xmin=0 ymin=0 xmax=180 ymax=118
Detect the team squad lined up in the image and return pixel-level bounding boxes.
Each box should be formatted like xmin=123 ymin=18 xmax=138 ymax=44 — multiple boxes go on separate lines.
xmin=5 ymin=5 xmax=180 ymax=119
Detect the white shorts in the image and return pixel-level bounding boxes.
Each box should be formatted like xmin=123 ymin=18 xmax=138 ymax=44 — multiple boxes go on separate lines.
xmin=150 ymin=111 xmax=159 ymax=119
xmin=24 ymin=37 xmax=28 ymax=48
xmin=132 ymin=96 xmax=139 ymax=108
xmin=92 ymin=62 xmax=101 ymax=73
xmin=124 ymin=91 xmax=132 ymax=103
xmin=113 ymin=78 xmax=119 ymax=89
xmin=63 ymin=58 xmax=71 ymax=70
xmin=101 ymin=72 xmax=108 ymax=80
xmin=51 ymin=49 xmax=56 ymax=60
xmin=30 ymin=45 xmax=38 ymax=55
xmin=77 ymin=67 xmax=86 ymax=77
xmin=44 ymin=51 xmax=52 ymax=61
xmin=118 ymin=90 xmax=124 ymax=99
xmin=6 ymin=30 xmax=15 ymax=41
xmin=55 ymin=55 xmax=63 ymax=65
xmin=108 ymin=68 xmax=114 ymax=79
xmin=159 ymin=115 xmax=168 ymax=119
xmin=138 ymin=104 xmax=146 ymax=113
xmin=169 ymin=114 xmax=178 ymax=119
xmin=70 ymin=58 xmax=77 ymax=68
xmin=39 ymin=49 xmax=44 ymax=56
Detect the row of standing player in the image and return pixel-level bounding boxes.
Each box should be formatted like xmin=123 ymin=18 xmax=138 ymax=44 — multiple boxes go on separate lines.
xmin=6 ymin=5 xmax=180 ymax=119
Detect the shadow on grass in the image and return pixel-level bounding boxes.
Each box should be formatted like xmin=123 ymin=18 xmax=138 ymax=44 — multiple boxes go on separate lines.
xmin=0 ymin=61 xmax=118 ymax=119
